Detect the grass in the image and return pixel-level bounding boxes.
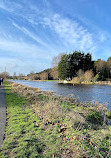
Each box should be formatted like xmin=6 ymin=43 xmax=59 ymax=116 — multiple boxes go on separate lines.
xmin=0 ymin=82 xmax=45 ymax=158
xmin=0 ymin=81 xmax=111 ymax=157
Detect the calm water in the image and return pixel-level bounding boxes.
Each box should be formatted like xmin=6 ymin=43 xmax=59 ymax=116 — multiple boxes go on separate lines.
xmin=10 ymin=80 xmax=111 ymax=110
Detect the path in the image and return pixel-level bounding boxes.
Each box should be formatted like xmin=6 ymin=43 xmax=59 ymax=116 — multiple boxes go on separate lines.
xmin=0 ymin=86 xmax=6 ymax=148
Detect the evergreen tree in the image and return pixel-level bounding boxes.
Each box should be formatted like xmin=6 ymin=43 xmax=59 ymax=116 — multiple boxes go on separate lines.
xmin=58 ymin=51 xmax=94 ymax=80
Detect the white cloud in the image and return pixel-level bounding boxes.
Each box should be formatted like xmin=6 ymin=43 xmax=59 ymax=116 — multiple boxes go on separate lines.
xmin=43 ymin=14 xmax=96 ymax=52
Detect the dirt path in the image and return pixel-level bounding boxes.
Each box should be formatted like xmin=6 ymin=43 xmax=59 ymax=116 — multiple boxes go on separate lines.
xmin=0 ymin=86 xmax=6 ymax=148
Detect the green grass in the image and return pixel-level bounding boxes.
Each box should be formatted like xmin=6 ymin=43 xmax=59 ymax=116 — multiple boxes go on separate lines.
xmin=0 ymin=81 xmax=111 ymax=157
xmin=0 ymin=82 xmax=45 ymax=158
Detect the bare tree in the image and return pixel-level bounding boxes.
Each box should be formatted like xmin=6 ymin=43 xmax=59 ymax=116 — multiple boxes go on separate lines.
xmin=106 ymin=61 xmax=111 ymax=78
xmin=0 ymin=72 xmax=9 ymax=80
xmin=13 ymin=72 xmax=17 ymax=80
xmin=50 ymin=66 xmax=58 ymax=80
xmin=30 ymin=74 xmax=40 ymax=80
xmin=52 ymin=53 xmax=65 ymax=67
xmin=95 ymin=60 xmax=106 ymax=72
xmin=18 ymin=73 xmax=23 ymax=80
xmin=77 ymin=69 xmax=84 ymax=82
xmin=51 ymin=53 xmax=65 ymax=80
xmin=40 ymin=72 xmax=48 ymax=80
xmin=95 ymin=60 xmax=107 ymax=80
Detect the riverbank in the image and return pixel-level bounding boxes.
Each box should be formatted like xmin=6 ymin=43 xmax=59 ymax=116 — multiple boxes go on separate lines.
xmin=12 ymin=79 xmax=111 ymax=86
xmin=58 ymin=80 xmax=111 ymax=86
xmin=0 ymin=81 xmax=111 ymax=157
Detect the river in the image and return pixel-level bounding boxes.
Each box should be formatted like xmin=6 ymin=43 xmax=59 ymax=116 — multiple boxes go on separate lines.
xmin=10 ymin=80 xmax=111 ymax=110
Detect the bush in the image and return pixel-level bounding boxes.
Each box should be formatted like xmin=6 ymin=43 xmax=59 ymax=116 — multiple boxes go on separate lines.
xmin=105 ymin=111 xmax=111 ymax=119
xmin=92 ymin=74 xmax=99 ymax=82
xmin=86 ymin=111 xmax=103 ymax=125
xmin=83 ymin=70 xmax=94 ymax=82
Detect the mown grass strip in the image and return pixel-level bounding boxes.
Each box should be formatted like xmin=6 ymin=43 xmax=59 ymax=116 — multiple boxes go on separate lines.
xmin=0 ymin=82 xmax=44 ymax=158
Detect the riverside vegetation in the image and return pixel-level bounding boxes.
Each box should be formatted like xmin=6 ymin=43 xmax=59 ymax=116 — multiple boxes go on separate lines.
xmin=24 ymin=51 xmax=111 ymax=83
xmin=0 ymin=81 xmax=111 ymax=157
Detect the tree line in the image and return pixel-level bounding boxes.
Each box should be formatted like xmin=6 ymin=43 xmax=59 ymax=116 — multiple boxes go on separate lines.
xmin=58 ymin=51 xmax=111 ymax=81
xmin=27 ymin=51 xmax=111 ymax=81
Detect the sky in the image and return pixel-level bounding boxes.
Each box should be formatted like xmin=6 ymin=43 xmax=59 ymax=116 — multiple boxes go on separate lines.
xmin=0 ymin=0 xmax=111 ymax=75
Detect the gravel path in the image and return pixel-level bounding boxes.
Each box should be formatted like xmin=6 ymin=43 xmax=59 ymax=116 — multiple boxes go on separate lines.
xmin=0 ymin=86 xmax=6 ymax=148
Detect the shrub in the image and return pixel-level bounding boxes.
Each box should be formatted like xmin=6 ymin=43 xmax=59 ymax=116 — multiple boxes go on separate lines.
xmin=72 ymin=77 xmax=80 ymax=83
xmin=105 ymin=111 xmax=111 ymax=119
xmin=83 ymin=70 xmax=94 ymax=82
xmin=86 ymin=111 xmax=103 ymax=125
xmin=92 ymin=74 xmax=99 ymax=82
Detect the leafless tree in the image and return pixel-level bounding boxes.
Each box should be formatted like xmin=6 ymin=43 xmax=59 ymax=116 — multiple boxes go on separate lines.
xmin=18 ymin=73 xmax=23 ymax=80
xmin=52 ymin=53 xmax=65 ymax=67
xmin=0 ymin=72 xmax=9 ymax=79
xmin=50 ymin=66 xmax=58 ymax=80
xmin=95 ymin=60 xmax=106 ymax=73
xmin=77 ymin=69 xmax=84 ymax=82
xmin=13 ymin=72 xmax=17 ymax=80
xmin=40 ymin=72 xmax=48 ymax=80
xmin=51 ymin=53 xmax=65 ymax=80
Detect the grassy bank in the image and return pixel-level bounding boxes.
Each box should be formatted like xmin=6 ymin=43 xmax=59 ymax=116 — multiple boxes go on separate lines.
xmin=0 ymin=81 xmax=111 ymax=157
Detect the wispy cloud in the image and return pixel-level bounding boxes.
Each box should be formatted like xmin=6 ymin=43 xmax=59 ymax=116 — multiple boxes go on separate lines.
xmin=0 ymin=0 xmax=111 ymax=75
xmin=43 ymin=14 xmax=96 ymax=52
xmin=12 ymin=23 xmax=49 ymax=48
xmin=0 ymin=37 xmax=52 ymax=60
xmin=0 ymin=0 xmax=22 ymax=12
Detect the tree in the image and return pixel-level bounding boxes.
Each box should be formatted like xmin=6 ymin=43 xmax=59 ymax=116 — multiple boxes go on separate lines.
xmin=84 ymin=53 xmax=94 ymax=71
xmin=40 ymin=72 xmax=48 ymax=80
xmin=52 ymin=53 xmax=65 ymax=67
xmin=58 ymin=51 xmax=94 ymax=80
xmin=58 ymin=54 xmax=71 ymax=80
xmin=50 ymin=66 xmax=58 ymax=80
xmin=106 ymin=57 xmax=111 ymax=78
xmin=18 ymin=73 xmax=23 ymax=80
xmin=106 ymin=60 xmax=111 ymax=78
xmin=107 ymin=56 xmax=111 ymax=62
xmin=77 ymin=69 xmax=84 ymax=82
xmin=0 ymin=72 xmax=9 ymax=79
xmin=13 ymin=72 xmax=17 ymax=80
xmin=51 ymin=53 xmax=65 ymax=80
xmin=94 ymin=59 xmax=108 ymax=80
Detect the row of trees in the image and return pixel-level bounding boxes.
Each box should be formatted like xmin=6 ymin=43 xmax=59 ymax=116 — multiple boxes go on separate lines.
xmin=27 ymin=51 xmax=111 ymax=81
xmin=28 ymin=68 xmax=58 ymax=81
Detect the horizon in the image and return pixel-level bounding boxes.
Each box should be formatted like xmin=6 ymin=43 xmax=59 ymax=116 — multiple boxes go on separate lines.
xmin=0 ymin=0 xmax=111 ymax=75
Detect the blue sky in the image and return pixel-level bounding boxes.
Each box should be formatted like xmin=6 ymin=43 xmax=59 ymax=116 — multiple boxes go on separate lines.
xmin=0 ymin=0 xmax=111 ymax=75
